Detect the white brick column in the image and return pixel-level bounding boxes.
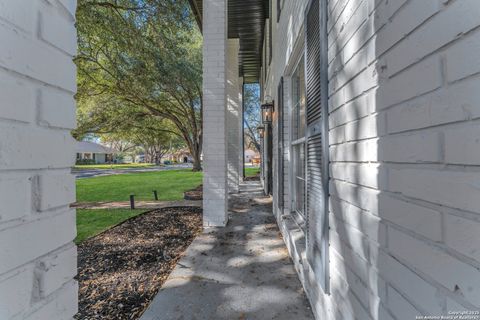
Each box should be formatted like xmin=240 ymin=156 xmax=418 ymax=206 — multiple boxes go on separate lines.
xmin=203 ymin=0 xmax=228 ymax=226
xmin=0 ymin=1 xmax=77 ymax=318
xmin=227 ymin=39 xmax=241 ymax=193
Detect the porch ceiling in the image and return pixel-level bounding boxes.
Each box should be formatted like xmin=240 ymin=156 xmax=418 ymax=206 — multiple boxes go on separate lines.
xmin=189 ymin=0 xmax=268 ymax=83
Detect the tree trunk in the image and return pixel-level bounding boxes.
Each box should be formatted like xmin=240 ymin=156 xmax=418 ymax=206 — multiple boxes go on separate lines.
xmin=245 ymin=120 xmax=261 ymax=153
xmin=191 ymin=146 xmax=202 ymax=171
xmin=192 ymin=154 xmax=202 ymax=171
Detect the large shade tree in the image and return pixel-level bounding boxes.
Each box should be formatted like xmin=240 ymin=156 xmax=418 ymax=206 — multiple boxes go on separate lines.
xmin=243 ymin=84 xmax=261 ymax=153
xmin=76 ymin=0 xmax=203 ymax=170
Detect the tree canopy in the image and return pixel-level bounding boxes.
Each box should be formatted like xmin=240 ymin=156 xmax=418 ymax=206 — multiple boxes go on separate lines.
xmin=243 ymin=84 xmax=261 ymax=153
xmin=75 ymin=0 xmax=203 ymax=170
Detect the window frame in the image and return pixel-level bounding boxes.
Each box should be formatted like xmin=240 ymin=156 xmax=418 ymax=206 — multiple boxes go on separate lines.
xmin=289 ymin=56 xmax=307 ymax=230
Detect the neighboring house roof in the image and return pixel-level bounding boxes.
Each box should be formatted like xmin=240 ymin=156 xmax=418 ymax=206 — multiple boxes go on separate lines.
xmin=76 ymin=141 xmax=116 ymax=154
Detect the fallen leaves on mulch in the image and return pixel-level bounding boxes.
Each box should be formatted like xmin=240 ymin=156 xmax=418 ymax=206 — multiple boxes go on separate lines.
xmin=184 ymin=184 xmax=203 ymax=200
xmin=75 ymin=207 xmax=203 ymax=320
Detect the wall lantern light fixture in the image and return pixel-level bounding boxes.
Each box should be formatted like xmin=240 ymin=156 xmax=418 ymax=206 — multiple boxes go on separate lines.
xmin=261 ymin=95 xmax=274 ymax=124
xmin=257 ymin=125 xmax=265 ymax=138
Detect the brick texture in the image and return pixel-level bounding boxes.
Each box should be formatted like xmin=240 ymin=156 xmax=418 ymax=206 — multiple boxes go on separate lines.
xmin=261 ymin=0 xmax=480 ymax=318
xmin=226 ymin=39 xmax=241 ymax=194
xmin=202 ymin=0 xmax=228 ymax=226
xmin=0 ymin=0 xmax=77 ymax=318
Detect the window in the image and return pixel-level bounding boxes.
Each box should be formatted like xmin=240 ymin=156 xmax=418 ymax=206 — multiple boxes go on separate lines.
xmin=291 ymin=58 xmax=306 ymax=224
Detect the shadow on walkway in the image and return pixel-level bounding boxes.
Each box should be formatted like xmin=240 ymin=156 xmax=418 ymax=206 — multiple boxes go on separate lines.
xmin=140 ymin=181 xmax=314 ymax=320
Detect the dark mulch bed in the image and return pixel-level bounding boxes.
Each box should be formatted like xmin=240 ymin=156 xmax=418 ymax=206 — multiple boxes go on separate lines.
xmin=184 ymin=184 xmax=203 ymax=200
xmin=244 ymin=175 xmax=260 ymax=181
xmin=75 ymin=207 xmax=203 ymax=320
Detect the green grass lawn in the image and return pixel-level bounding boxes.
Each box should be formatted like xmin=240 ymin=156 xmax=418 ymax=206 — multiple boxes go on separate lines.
xmin=76 ymin=168 xmax=259 ymax=243
xmin=75 ymin=209 xmax=145 ymax=244
xmin=74 ymin=163 xmax=157 ymax=170
xmin=76 ymin=169 xmax=203 ymax=202
xmin=245 ymin=167 xmax=260 ymax=177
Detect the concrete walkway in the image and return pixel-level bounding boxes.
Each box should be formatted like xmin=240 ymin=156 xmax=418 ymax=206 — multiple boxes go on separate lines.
xmin=140 ymin=181 xmax=314 ymax=320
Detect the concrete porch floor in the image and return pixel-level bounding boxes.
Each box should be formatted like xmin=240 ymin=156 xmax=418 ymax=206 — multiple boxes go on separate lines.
xmin=140 ymin=181 xmax=314 ymax=320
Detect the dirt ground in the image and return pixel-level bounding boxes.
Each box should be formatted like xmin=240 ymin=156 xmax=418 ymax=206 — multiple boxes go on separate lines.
xmin=75 ymin=207 xmax=203 ymax=320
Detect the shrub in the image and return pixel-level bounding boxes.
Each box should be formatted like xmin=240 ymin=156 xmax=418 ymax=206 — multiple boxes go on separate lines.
xmin=76 ymin=159 xmax=96 ymax=165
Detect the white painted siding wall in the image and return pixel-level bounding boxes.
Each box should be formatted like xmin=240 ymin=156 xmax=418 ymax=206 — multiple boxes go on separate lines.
xmin=0 ymin=0 xmax=78 ymax=318
xmin=265 ymin=0 xmax=480 ymax=319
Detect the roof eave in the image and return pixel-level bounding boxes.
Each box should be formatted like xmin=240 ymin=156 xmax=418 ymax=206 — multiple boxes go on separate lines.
xmin=188 ymin=0 xmax=267 ymax=83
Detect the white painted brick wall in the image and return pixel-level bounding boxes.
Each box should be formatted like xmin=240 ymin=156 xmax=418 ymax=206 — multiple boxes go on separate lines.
xmin=377 ymin=55 xmax=443 ymax=110
xmin=444 ymin=213 xmax=480 ymax=262
xmin=226 ymin=39 xmax=241 ymax=194
xmin=0 ymin=24 xmax=76 ymax=92
xmin=0 ymin=123 xmax=76 ymax=170
xmin=444 ymin=124 xmax=480 ymax=165
xmin=444 ymin=30 xmax=480 ymax=83
xmin=37 ymin=173 xmax=76 ymax=212
xmin=24 ymin=280 xmax=78 ymax=320
xmin=388 ymin=227 xmax=480 ymax=303
xmin=202 ymin=0 xmax=228 ymax=226
xmin=377 ymin=194 xmax=442 ymax=242
xmin=381 ymin=0 xmax=479 ymax=77
xmin=379 ymin=131 xmax=443 ymax=163
xmin=0 ymin=210 xmax=76 ymax=276
xmin=0 ymin=0 xmax=36 ymax=33
xmin=387 ymin=286 xmax=421 ymax=319
xmin=57 ymin=0 xmax=77 ymax=18
xmin=0 ymin=267 xmax=35 ymax=318
xmin=261 ymin=0 xmax=480 ymax=318
xmin=0 ymin=175 xmax=31 ymax=223
xmin=39 ymin=88 xmax=77 ymax=130
xmin=378 ymin=252 xmax=444 ymax=314
xmin=388 ymin=168 xmax=480 ymax=214
xmin=0 ymin=72 xmax=36 ymax=123
xmin=386 ymin=76 xmax=480 ymax=134
xmin=0 ymin=0 xmax=77 ymax=318
xmin=37 ymin=245 xmax=77 ymax=298
xmin=38 ymin=4 xmax=77 ymax=56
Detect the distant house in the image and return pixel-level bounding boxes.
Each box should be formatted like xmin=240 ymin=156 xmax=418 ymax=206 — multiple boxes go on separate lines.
xmin=164 ymin=149 xmax=193 ymax=163
xmin=76 ymin=141 xmax=116 ymax=164
xmin=244 ymin=149 xmax=259 ymax=163
xmin=135 ymin=153 xmax=145 ymax=163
